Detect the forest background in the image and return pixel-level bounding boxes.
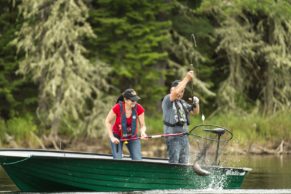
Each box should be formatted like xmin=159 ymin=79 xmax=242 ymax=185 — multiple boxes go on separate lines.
xmin=0 ymin=0 xmax=290 ymax=157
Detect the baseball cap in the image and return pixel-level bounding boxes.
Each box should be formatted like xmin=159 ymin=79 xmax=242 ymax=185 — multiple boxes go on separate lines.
xmin=123 ymin=88 xmax=140 ymax=102
xmin=171 ymin=80 xmax=180 ymax=87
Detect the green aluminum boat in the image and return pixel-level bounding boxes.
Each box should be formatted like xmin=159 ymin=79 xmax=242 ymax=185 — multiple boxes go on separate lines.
xmin=0 ymin=149 xmax=251 ymax=192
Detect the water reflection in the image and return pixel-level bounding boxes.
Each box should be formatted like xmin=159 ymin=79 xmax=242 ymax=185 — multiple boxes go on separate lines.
xmin=0 ymin=166 xmax=18 ymax=192
xmin=222 ymin=155 xmax=291 ymax=189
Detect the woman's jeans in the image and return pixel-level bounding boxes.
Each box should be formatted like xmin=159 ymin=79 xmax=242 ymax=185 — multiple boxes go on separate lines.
xmin=110 ymin=139 xmax=142 ymax=160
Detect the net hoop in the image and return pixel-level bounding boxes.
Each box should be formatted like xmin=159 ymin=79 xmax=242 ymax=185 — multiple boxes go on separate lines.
xmin=189 ymin=124 xmax=233 ymax=143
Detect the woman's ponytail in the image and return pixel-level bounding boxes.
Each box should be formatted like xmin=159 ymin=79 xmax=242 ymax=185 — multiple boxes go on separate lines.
xmin=116 ymin=95 xmax=124 ymax=103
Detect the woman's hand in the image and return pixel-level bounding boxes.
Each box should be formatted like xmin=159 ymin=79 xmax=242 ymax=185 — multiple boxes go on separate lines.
xmin=138 ymin=113 xmax=147 ymax=140
xmin=110 ymin=136 xmax=120 ymax=144
xmin=140 ymin=131 xmax=148 ymax=140
xmin=105 ymin=109 xmax=119 ymax=144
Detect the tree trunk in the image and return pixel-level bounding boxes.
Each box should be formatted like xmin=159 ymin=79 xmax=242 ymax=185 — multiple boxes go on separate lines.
xmin=263 ymin=19 xmax=275 ymax=116
xmin=49 ymin=85 xmax=63 ymax=150
xmin=263 ymin=62 xmax=274 ymax=116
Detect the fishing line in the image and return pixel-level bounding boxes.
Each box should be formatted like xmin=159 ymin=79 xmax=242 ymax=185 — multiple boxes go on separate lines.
xmin=190 ymin=33 xmax=206 ymax=124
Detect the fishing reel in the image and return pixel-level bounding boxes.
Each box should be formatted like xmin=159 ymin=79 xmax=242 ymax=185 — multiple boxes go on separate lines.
xmin=188 ymin=96 xmax=199 ymax=110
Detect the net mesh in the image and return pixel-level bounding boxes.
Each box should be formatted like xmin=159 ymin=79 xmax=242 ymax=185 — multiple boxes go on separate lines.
xmin=188 ymin=124 xmax=233 ymax=166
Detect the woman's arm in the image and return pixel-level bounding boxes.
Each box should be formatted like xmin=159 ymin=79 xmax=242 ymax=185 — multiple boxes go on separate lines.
xmin=138 ymin=113 xmax=147 ymax=139
xmin=105 ymin=109 xmax=119 ymax=144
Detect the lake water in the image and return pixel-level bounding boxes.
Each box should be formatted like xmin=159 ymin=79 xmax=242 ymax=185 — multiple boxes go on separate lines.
xmin=224 ymin=155 xmax=291 ymax=189
xmin=1 ymin=155 xmax=291 ymax=193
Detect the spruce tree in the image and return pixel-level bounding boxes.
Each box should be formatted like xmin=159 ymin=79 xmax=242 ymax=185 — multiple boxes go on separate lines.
xmin=199 ymin=0 xmax=291 ymax=114
xmin=16 ymin=0 xmax=110 ymax=145
xmin=0 ymin=0 xmax=37 ymax=119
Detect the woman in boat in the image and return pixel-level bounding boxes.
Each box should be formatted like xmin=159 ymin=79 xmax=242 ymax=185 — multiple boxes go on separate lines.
xmin=162 ymin=70 xmax=200 ymax=164
xmin=105 ymin=88 xmax=147 ymax=160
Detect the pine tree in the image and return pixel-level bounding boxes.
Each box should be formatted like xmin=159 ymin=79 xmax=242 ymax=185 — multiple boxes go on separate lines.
xmin=88 ymin=0 xmax=172 ymax=110
xmin=166 ymin=0 xmax=215 ymax=105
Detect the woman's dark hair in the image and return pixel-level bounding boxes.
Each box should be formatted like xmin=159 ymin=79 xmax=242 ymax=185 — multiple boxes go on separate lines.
xmin=116 ymin=95 xmax=124 ymax=103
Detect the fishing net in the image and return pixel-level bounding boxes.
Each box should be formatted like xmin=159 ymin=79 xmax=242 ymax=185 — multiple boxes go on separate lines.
xmin=188 ymin=124 xmax=233 ymax=166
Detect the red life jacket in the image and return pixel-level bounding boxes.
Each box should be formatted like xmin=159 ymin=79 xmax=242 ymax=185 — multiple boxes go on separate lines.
xmin=119 ymin=102 xmax=138 ymax=138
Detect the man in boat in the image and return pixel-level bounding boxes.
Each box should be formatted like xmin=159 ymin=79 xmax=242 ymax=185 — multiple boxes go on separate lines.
xmin=162 ymin=71 xmax=200 ymax=164
xmin=105 ymin=88 xmax=147 ymax=160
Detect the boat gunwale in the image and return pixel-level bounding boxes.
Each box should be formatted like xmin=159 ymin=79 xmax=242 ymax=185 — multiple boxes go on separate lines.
xmin=0 ymin=148 xmax=251 ymax=172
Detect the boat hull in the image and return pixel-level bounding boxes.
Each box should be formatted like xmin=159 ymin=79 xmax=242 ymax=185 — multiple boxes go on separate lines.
xmin=0 ymin=149 xmax=250 ymax=192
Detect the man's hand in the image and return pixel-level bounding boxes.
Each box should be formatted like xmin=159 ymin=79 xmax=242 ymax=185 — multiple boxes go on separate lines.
xmin=186 ymin=70 xmax=194 ymax=81
xmin=190 ymin=96 xmax=200 ymax=115
xmin=193 ymin=96 xmax=199 ymax=104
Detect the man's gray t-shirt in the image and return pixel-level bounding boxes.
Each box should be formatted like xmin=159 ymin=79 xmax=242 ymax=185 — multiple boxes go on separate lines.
xmin=162 ymin=94 xmax=190 ymax=134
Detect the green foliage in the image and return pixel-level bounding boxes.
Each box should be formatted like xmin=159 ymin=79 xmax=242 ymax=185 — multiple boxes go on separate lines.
xmin=167 ymin=2 xmax=216 ymax=106
xmin=206 ymin=110 xmax=291 ymax=144
xmin=145 ymin=114 xmax=163 ymax=134
xmin=145 ymin=109 xmax=291 ymax=147
xmin=88 ymin=0 xmax=172 ymax=110
xmin=198 ymin=0 xmax=291 ymax=115
xmin=0 ymin=0 xmax=290 ymax=146
xmin=0 ymin=119 xmax=6 ymax=145
xmin=17 ymin=0 xmax=111 ymax=136
xmin=0 ymin=0 xmax=37 ymax=119
xmin=6 ymin=115 xmax=37 ymax=143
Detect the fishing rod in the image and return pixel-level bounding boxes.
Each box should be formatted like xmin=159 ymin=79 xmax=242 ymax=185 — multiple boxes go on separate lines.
xmin=120 ymin=132 xmax=187 ymax=143
xmin=120 ymin=124 xmax=233 ymax=143
xmin=190 ymin=33 xmax=197 ymax=99
xmin=115 ymin=132 xmax=185 ymax=152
